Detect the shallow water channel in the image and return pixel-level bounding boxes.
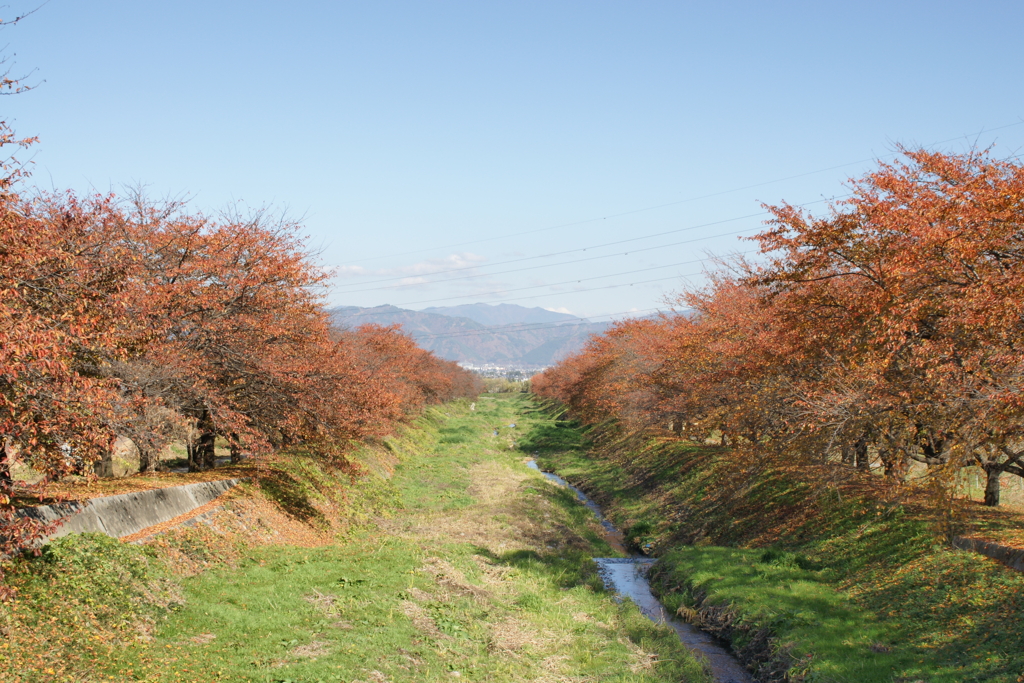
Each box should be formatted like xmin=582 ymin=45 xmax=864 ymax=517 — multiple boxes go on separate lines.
xmin=526 ymin=460 xmax=753 ymax=683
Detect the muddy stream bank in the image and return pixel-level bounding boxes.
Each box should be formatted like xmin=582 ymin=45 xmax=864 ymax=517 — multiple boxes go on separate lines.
xmin=526 ymin=459 xmax=753 ymax=683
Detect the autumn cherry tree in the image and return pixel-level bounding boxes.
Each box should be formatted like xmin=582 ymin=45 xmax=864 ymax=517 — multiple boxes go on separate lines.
xmin=536 ymin=147 xmax=1024 ymax=507
xmin=1 ymin=189 xmax=481 ymax=565
xmin=752 ymin=147 xmax=1024 ymax=503
xmin=0 ymin=16 xmax=481 ymax=572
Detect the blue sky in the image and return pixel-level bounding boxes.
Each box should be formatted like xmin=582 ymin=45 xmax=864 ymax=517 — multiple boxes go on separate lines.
xmin=6 ymin=1 xmax=1024 ymax=320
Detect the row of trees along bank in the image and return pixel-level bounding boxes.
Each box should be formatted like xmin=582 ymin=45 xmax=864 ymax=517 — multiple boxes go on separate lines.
xmin=534 ymin=148 xmax=1024 ymax=511
xmin=0 ymin=118 xmax=482 ymax=560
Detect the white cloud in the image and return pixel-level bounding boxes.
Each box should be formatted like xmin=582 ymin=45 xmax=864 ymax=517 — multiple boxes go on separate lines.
xmin=331 ymin=265 xmax=368 ymax=277
xmin=397 ymin=276 xmax=428 ymax=286
xmin=544 ymin=306 xmax=573 ymax=314
xmin=332 ymin=252 xmax=487 ymax=281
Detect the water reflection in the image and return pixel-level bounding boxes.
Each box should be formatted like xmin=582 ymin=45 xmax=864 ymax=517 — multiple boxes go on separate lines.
xmin=527 ymin=459 xmax=753 ymax=683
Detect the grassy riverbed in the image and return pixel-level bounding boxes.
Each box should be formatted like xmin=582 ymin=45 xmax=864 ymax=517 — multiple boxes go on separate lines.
xmin=530 ymin=411 xmax=1024 ymax=683
xmin=2 ymin=395 xmax=711 ymax=683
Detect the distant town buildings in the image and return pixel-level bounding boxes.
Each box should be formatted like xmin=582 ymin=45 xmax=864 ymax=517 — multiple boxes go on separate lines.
xmin=458 ymin=363 xmax=545 ymax=381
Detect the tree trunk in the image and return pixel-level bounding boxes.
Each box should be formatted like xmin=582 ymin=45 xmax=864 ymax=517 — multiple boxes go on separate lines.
xmin=880 ymin=447 xmax=907 ymax=480
xmin=671 ymin=415 xmax=684 ymax=436
xmin=138 ymin=444 xmax=158 ymax=473
xmin=0 ymin=436 xmax=12 ymax=488
xmin=983 ymin=466 xmax=1001 ymax=507
xmin=854 ymin=438 xmax=870 ymax=471
xmin=229 ymin=432 xmax=242 ymax=464
xmin=197 ymin=430 xmax=217 ymax=470
xmin=188 ymin=409 xmax=218 ymax=472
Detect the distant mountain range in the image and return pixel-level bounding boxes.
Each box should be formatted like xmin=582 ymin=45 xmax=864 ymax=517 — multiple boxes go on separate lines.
xmin=421 ymin=303 xmax=580 ymax=327
xmin=328 ymin=303 xmax=612 ymax=368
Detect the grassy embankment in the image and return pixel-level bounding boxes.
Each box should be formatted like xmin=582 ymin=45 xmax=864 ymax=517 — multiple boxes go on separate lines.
xmin=1 ymin=395 xmax=712 ymax=683
xmin=527 ymin=402 xmax=1024 ymax=683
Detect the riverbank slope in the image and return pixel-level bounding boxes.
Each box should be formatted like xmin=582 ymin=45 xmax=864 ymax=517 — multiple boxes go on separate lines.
xmin=528 ymin=406 xmax=1024 ymax=683
xmin=2 ymin=396 xmax=711 ymax=683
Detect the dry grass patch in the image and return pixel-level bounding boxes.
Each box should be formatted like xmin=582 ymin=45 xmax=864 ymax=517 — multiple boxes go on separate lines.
xmin=421 ymin=556 xmax=491 ymax=600
xmin=400 ymin=459 xmax=599 ymax=566
xmin=488 ymin=615 xmax=544 ymax=652
xmin=466 ymin=460 xmax=527 ymax=504
xmin=619 ymin=636 xmax=660 ymax=673
xmin=291 ymin=638 xmax=331 ymax=658
xmin=400 ymin=600 xmax=446 ymax=639
xmin=303 ymin=588 xmax=340 ymax=611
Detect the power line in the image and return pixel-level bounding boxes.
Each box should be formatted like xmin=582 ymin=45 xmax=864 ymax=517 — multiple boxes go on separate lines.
xmin=407 ymin=307 xmax=670 ymax=341
xmin=331 ymin=248 xmax=736 ymax=319
xmin=330 ymin=269 xmax=700 ymax=324
xmin=330 ymin=237 xmax=759 ymax=323
xmin=337 ymin=228 xmax=756 ymax=295
xmin=428 ymin=271 xmax=703 ymax=308
xmin=330 ymin=120 xmax=1024 ymax=313
xmin=341 ymin=119 xmax=1024 ymax=265
xmin=332 ymin=192 xmax=844 ymax=294
xmin=371 ymin=269 xmax=705 ymax=311
xmin=421 ymin=247 xmax=751 ymax=304
xmin=332 ymin=211 xmax=766 ymax=291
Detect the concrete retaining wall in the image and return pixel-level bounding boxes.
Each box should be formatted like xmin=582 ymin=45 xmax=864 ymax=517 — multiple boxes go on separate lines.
xmin=16 ymin=479 xmax=244 ymax=542
xmin=953 ymin=536 xmax=1024 ymax=572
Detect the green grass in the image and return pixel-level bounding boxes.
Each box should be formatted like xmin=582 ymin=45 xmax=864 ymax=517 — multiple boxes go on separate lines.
xmin=104 ymin=536 xmax=707 ymax=683
xmin=651 ymin=546 xmax=903 ymax=682
xmin=5 ymin=394 xmax=713 ymax=683
xmin=0 ymin=533 xmax=183 ymax=680
xmin=531 ymin=407 xmax=1024 ymax=683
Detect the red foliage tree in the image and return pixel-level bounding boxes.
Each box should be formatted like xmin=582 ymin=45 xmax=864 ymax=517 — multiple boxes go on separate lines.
xmin=536 ymin=147 xmax=1024 ymax=507
xmin=1 ymin=189 xmax=482 ymax=567
xmin=752 ymin=147 xmax=1024 ymax=503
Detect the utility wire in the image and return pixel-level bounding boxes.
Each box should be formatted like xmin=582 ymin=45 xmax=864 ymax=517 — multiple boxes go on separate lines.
xmin=329 ymin=240 xmax=753 ymax=323
xmin=332 ymin=211 xmax=766 ymax=290
xmin=331 ymin=121 xmax=1024 ymax=311
xmin=384 ymin=262 xmax=704 ymax=309
xmin=338 ymin=228 xmax=756 ymax=295
xmin=331 ymin=270 xmax=698 ymax=323
xmin=405 ymin=307 xmax=671 ymax=341
xmin=343 ymin=119 xmax=1024 ymax=264
xmin=414 ymin=271 xmax=702 ymax=309
xmin=331 ymin=248 xmax=736 ymax=320
xmin=334 ymin=265 xmax=713 ymax=318
xmin=333 ymin=192 xmax=843 ymax=294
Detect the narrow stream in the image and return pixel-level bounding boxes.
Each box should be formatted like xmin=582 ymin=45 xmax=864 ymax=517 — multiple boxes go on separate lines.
xmin=526 ymin=459 xmax=753 ymax=683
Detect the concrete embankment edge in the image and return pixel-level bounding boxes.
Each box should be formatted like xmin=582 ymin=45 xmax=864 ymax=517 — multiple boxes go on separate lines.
xmin=16 ymin=479 xmax=244 ymax=542
xmin=952 ymin=536 xmax=1024 ymax=572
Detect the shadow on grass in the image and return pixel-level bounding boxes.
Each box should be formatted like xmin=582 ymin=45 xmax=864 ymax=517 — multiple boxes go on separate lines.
xmin=438 ymin=424 xmax=477 ymax=444
xmin=851 ymin=547 xmax=1024 ymax=682
xmin=517 ymin=421 xmax=586 ymax=453
xmin=473 ymin=546 xmax=607 ymax=593
xmin=257 ymin=469 xmax=330 ymax=530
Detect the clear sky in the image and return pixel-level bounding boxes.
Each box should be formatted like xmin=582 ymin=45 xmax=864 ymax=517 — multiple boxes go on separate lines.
xmin=6 ymin=1 xmax=1024 ymax=321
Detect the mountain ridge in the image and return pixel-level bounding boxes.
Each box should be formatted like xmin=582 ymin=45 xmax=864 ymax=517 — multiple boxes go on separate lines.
xmin=420 ymin=303 xmax=584 ymax=327
xmin=328 ymin=303 xmax=609 ymax=367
